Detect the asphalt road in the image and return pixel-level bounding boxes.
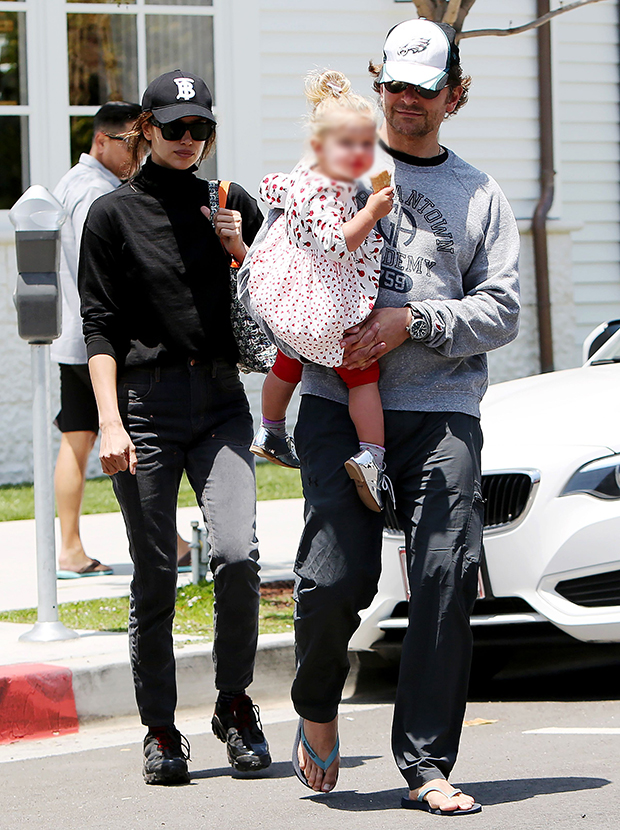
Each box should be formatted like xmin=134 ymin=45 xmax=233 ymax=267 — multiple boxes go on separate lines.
xmin=2 ymin=647 xmax=619 ymax=830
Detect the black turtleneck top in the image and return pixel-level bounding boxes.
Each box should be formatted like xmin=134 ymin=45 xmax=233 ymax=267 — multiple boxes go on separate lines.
xmin=78 ymin=157 xmax=263 ymax=369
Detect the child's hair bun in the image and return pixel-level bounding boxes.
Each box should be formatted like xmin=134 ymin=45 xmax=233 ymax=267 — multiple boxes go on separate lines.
xmin=303 ymin=68 xmax=377 ymax=139
xmin=305 ymin=70 xmax=353 ymax=108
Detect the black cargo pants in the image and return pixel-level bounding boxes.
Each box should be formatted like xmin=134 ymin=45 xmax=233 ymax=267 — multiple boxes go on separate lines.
xmin=112 ymin=359 xmax=261 ymax=727
xmin=292 ymin=394 xmax=483 ymax=789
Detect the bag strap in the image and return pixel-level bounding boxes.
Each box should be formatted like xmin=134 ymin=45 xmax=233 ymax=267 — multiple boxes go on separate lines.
xmin=218 ymin=180 xmax=231 ymax=209
xmin=207 ymin=180 xmax=220 ymax=223
xmin=211 ymin=180 xmax=240 ymax=269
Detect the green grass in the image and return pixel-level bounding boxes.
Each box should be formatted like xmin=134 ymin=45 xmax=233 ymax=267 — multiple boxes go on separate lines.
xmin=0 ymin=463 xmax=302 ymax=523
xmin=0 ymin=581 xmax=294 ymax=639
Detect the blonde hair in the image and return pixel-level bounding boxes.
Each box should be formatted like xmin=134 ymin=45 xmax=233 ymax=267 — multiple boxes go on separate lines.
xmin=305 ymin=69 xmax=377 ymax=138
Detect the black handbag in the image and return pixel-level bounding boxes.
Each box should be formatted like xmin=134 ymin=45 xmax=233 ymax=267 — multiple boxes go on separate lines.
xmin=208 ymin=180 xmax=276 ymax=374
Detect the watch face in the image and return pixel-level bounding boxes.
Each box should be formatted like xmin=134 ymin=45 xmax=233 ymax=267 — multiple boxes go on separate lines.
xmin=410 ymin=317 xmax=430 ymax=340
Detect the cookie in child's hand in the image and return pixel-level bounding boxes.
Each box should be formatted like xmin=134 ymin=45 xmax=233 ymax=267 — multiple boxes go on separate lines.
xmin=370 ymin=170 xmax=392 ymax=192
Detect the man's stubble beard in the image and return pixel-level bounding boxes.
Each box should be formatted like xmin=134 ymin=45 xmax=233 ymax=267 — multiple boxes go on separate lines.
xmin=384 ymin=103 xmax=444 ymax=141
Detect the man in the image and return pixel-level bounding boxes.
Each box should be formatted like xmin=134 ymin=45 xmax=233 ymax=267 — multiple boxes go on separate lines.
xmin=52 ymin=102 xmax=141 ymax=576
xmin=291 ymin=19 xmax=520 ymax=815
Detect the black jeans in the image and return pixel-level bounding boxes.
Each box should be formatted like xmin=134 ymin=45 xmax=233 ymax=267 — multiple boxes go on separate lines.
xmin=112 ymin=359 xmax=260 ymax=727
xmin=292 ymin=395 xmax=483 ymax=789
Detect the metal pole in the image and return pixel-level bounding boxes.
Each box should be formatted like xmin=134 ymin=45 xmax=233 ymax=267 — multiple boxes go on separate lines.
xmin=19 ymin=344 xmax=77 ymax=642
xmin=191 ymin=521 xmax=201 ymax=585
xmin=532 ymin=0 xmax=556 ymax=374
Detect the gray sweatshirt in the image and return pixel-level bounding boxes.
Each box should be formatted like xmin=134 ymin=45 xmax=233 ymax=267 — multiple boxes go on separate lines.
xmin=300 ymin=142 xmax=521 ymax=418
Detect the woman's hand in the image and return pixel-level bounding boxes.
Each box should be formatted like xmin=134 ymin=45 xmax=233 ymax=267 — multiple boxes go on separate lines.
xmin=200 ymin=206 xmax=248 ymax=264
xmin=341 ymin=307 xmax=412 ymax=371
xmin=99 ymin=422 xmax=138 ymax=476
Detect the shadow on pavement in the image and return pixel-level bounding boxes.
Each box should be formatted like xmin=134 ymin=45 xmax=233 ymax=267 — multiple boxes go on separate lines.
xmin=305 ymin=776 xmax=611 ymax=811
xmin=190 ymin=755 xmax=380 ymax=781
xmin=349 ymin=633 xmax=620 ymax=703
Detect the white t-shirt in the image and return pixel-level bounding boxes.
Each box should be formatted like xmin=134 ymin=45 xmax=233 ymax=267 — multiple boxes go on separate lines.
xmin=50 ymin=154 xmax=120 ymax=365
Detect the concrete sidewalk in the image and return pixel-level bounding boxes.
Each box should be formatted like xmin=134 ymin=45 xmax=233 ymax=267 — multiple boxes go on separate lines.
xmin=0 ymin=498 xmax=304 ymax=739
xmin=0 ymin=622 xmax=297 ymax=727
xmin=1 ymin=498 xmax=304 ymax=611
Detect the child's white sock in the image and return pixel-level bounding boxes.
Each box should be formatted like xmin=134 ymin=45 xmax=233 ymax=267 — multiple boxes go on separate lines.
xmin=262 ymin=416 xmax=287 ymax=439
xmin=360 ymin=442 xmax=385 ymax=467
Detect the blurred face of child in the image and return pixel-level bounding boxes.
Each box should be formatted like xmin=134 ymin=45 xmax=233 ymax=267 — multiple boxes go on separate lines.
xmin=311 ymin=116 xmax=377 ymax=181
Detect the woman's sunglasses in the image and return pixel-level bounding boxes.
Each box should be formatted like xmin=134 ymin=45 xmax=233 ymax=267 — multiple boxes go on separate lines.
xmin=382 ymin=80 xmax=444 ymax=100
xmin=150 ymin=117 xmax=213 ymax=142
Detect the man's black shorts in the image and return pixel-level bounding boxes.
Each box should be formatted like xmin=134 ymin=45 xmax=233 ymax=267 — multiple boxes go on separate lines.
xmin=55 ymin=363 xmax=99 ymax=434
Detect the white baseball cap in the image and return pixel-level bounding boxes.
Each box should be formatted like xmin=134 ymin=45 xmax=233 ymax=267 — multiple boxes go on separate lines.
xmin=378 ymin=19 xmax=458 ymax=91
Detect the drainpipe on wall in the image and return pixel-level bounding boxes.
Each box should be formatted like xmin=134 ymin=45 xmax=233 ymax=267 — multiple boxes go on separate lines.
xmin=532 ymin=0 xmax=555 ymax=373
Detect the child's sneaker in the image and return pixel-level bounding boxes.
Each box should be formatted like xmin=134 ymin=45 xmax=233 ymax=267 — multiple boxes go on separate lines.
xmin=344 ymin=449 xmax=384 ymax=512
xmin=251 ymin=425 xmax=301 ymax=469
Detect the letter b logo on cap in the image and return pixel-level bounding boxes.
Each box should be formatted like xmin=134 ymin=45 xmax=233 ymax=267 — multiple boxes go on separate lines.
xmin=174 ymin=78 xmax=196 ymax=101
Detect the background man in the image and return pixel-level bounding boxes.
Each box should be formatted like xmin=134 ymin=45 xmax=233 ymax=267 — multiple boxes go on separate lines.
xmin=52 ymin=102 xmax=141 ymax=576
xmin=291 ymin=18 xmax=520 ymax=815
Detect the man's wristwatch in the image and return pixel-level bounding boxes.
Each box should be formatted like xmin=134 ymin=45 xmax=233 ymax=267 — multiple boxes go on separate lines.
xmin=405 ymin=303 xmax=431 ymax=341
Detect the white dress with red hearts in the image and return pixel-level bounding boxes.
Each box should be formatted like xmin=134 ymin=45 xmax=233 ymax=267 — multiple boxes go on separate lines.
xmin=247 ymin=163 xmax=383 ymax=368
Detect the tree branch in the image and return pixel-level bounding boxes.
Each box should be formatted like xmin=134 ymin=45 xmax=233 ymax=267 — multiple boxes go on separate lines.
xmin=458 ymin=0 xmax=609 ymax=40
xmin=412 ymin=0 xmax=440 ymax=21
xmin=443 ymin=0 xmax=463 ymax=26
xmin=454 ymin=0 xmax=478 ymax=32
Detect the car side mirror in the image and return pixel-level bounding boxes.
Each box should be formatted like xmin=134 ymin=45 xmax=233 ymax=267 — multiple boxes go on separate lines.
xmin=582 ymin=319 xmax=620 ymax=364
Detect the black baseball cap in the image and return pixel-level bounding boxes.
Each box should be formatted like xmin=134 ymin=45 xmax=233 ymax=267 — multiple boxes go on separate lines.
xmin=141 ymin=70 xmax=216 ymax=124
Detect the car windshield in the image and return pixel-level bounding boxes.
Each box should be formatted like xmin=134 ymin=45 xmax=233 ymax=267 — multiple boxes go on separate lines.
xmin=590 ymin=329 xmax=620 ymax=363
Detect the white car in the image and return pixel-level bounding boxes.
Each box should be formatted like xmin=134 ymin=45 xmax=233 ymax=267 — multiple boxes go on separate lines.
xmin=351 ymin=325 xmax=620 ymax=654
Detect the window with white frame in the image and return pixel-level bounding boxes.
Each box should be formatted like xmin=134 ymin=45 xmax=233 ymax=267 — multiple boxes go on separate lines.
xmin=0 ymin=1 xmax=28 ymax=209
xmin=0 ymin=0 xmax=217 ymax=210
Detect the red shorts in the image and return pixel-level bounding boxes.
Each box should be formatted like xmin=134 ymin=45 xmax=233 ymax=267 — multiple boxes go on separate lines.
xmin=272 ymin=350 xmax=380 ymax=389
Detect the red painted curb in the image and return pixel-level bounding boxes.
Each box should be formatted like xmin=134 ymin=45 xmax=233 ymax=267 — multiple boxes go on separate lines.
xmin=0 ymin=663 xmax=79 ymax=745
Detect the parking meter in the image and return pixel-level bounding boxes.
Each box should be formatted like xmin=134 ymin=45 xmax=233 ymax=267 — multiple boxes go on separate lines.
xmin=8 ymin=186 xmax=76 ymax=643
xmin=9 ymin=185 xmax=66 ymax=344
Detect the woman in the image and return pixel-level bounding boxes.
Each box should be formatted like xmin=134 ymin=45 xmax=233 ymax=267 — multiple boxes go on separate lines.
xmin=79 ymin=70 xmax=270 ymax=785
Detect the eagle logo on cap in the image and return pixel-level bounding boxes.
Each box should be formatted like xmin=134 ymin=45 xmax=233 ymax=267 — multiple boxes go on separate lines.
xmin=398 ymin=37 xmax=431 ymax=58
xmin=174 ymin=78 xmax=196 ymax=101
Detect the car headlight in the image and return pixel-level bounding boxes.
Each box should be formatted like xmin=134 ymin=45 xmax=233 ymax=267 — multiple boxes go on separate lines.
xmin=561 ymin=454 xmax=620 ymax=500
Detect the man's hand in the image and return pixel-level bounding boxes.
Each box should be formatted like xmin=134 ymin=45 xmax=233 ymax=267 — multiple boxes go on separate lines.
xmin=341 ymin=307 xmax=412 ymax=370
xmin=200 ymin=206 xmax=248 ymax=264
xmin=99 ymin=422 xmax=137 ymax=476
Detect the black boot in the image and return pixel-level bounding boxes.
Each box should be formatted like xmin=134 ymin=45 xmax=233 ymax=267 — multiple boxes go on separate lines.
xmin=143 ymin=725 xmax=191 ymax=785
xmin=212 ymin=693 xmax=272 ymax=772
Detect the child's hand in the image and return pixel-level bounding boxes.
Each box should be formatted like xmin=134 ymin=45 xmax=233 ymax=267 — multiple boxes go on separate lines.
xmin=365 ymin=186 xmax=394 ymax=221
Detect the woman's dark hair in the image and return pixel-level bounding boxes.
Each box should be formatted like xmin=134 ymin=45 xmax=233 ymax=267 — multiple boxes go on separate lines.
xmin=124 ymin=111 xmax=217 ymax=178
xmin=367 ymin=60 xmax=471 ymax=117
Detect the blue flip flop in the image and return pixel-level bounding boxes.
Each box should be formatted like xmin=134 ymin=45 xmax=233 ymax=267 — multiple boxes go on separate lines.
xmin=401 ymin=785 xmax=482 ymax=815
xmin=291 ymin=719 xmax=340 ymax=790
xmin=57 ymin=560 xmax=114 ymax=579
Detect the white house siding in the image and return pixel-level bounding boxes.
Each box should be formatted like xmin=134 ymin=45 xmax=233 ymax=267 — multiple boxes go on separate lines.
xmin=555 ymin=1 xmax=620 ymax=347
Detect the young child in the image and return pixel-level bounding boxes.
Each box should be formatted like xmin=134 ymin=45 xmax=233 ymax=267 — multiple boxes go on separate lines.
xmin=248 ymin=70 xmax=394 ymax=511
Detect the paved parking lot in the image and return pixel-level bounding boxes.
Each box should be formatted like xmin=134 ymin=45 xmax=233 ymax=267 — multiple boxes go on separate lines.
xmin=2 ymin=659 xmax=619 ymax=830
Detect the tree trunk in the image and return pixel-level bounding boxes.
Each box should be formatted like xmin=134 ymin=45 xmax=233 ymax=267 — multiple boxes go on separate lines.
xmin=412 ymin=0 xmax=475 ymax=32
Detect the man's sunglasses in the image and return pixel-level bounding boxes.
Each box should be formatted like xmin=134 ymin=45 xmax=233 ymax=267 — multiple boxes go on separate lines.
xmin=382 ymin=80 xmax=444 ymax=100
xmin=150 ymin=117 xmax=213 ymax=142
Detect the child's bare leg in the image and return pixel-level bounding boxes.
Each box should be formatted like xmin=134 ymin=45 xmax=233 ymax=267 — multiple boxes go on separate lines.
xmin=348 ymin=382 xmax=384 ymax=447
xmin=262 ymin=370 xmax=298 ymax=422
